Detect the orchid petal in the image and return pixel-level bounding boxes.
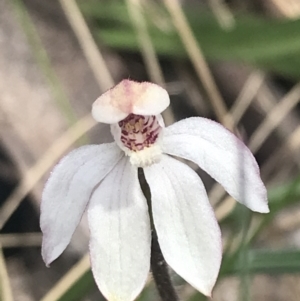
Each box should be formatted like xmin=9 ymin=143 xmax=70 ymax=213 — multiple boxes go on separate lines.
xmin=41 ymin=143 xmax=123 ymax=265
xmin=163 ymin=117 xmax=268 ymax=213
xmin=92 ymin=80 xmax=170 ymax=124
xmin=88 ymin=157 xmax=151 ymax=301
xmin=144 ymin=155 xmax=222 ymax=297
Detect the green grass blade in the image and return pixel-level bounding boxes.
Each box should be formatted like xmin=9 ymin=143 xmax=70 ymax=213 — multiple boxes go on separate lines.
xmin=80 ymin=1 xmax=300 ymax=79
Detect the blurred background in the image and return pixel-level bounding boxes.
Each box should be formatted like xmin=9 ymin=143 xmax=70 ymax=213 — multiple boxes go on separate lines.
xmin=1 ymin=0 xmax=300 ymax=300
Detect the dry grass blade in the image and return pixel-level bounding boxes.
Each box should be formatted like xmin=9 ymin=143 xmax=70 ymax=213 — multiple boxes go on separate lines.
xmin=262 ymin=125 xmax=300 ymax=177
xmin=209 ymin=72 xmax=265 ymax=206
xmin=12 ymin=0 xmax=79 ymax=126
xmin=0 ymin=233 xmax=42 ymax=248
xmin=126 ymin=0 xmax=175 ymax=126
xmin=0 ymin=247 xmax=13 ymax=301
xmin=209 ymin=82 xmax=300 ymax=219
xmin=254 ymin=84 xmax=300 ymax=175
xmin=211 ymin=83 xmax=300 ymax=213
xmin=215 ymin=196 xmax=236 ymax=221
xmin=126 ymin=0 xmax=164 ymax=86
xmin=224 ymin=71 xmax=265 ymax=127
xmin=163 ymin=0 xmax=234 ymax=130
xmin=0 ymin=115 xmax=96 ymax=230
xmin=208 ymin=0 xmax=235 ymax=30
xmin=269 ymin=0 xmax=300 ymax=18
xmin=40 ymin=254 xmax=90 ymax=301
xmin=213 ymin=83 xmax=300 ymax=215
xmin=249 ymin=83 xmax=300 ymax=153
xmin=59 ymin=0 xmax=114 ymax=91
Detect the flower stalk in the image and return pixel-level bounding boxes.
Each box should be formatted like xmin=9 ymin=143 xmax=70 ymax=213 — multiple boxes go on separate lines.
xmin=151 ymin=230 xmax=180 ymax=301
xmin=138 ymin=169 xmax=179 ymax=301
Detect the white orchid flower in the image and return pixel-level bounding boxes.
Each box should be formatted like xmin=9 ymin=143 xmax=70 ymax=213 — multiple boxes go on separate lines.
xmin=40 ymin=80 xmax=268 ymax=301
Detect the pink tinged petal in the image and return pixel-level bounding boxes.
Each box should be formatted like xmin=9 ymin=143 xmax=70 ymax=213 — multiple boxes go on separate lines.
xmin=40 ymin=143 xmax=123 ymax=266
xmin=144 ymin=155 xmax=222 ymax=296
xmin=92 ymin=79 xmax=170 ymax=124
xmin=163 ymin=117 xmax=269 ymax=213
xmin=88 ymin=157 xmax=151 ymax=301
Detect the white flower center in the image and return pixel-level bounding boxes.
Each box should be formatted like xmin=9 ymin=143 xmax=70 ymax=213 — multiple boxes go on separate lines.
xmin=112 ymin=114 xmax=163 ymax=167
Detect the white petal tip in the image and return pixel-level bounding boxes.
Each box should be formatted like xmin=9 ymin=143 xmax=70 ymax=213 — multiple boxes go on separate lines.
xmin=191 ymin=281 xmax=215 ymax=298
xmin=205 ymin=292 xmax=213 ymax=298
xmin=41 ymin=241 xmax=62 ymax=267
xmin=198 ymin=288 xmax=212 ymax=298
xmin=255 ymin=204 xmax=270 ymax=214
xmin=92 ymin=80 xmax=170 ymax=124
xmin=42 ymin=251 xmax=54 ymax=267
xmin=248 ymin=195 xmax=269 ymax=213
xmin=42 ymin=252 xmax=52 ymax=267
